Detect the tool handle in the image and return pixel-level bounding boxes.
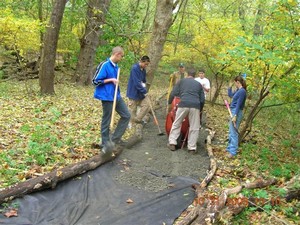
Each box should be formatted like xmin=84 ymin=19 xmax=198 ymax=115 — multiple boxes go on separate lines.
xmin=110 ymin=68 xmax=120 ymax=129
xmin=224 ymin=100 xmax=233 ymax=118
xmin=148 ymin=97 xmax=163 ymax=133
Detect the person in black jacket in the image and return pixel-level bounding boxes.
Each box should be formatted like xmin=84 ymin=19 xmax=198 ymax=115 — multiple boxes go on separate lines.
xmin=167 ymin=68 xmax=205 ymax=152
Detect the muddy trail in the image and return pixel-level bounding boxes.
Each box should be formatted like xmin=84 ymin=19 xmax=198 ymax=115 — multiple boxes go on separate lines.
xmin=113 ymin=104 xmax=211 ymax=192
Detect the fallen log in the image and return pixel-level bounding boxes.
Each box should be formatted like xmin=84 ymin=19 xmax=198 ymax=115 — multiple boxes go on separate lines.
xmin=176 ymin=129 xmax=216 ymax=225
xmin=0 ymin=135 xmax=142 ymax=205
xmin=176 ymin=127 xmax=280 ymax=225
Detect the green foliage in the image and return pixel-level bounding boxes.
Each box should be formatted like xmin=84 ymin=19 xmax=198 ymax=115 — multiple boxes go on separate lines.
xmin=0 ymin=9 xmax=41 ymax=57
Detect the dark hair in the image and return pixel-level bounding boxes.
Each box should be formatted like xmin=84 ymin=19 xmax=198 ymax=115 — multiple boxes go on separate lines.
xmin=187 ymin=68 xmax=196 ymax=78
xmin=234 ymin=75 xmax=247 ymax=90
xmin=199 ymin=69 xmax=205 ymax=73
xmin=140 ymin=55 xmax=150 ymax=62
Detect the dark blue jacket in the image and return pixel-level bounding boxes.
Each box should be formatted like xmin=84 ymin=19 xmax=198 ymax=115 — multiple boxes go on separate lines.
xmin=126 ymin=63 xmax=147 ymax=100
xmin=228 ymin=87 xmax=247 ymax=115
xmin=93 ymin=58 xmax=121 ymax=101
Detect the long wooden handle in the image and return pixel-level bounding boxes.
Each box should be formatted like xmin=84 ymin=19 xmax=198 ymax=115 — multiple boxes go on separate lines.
xmin=110 ymin=68 xmax=120 ymax=129
xmin=224 ymin=100 xmax=233 ymax=118
xmin=147 ymin=97 xmax=162 ymax=133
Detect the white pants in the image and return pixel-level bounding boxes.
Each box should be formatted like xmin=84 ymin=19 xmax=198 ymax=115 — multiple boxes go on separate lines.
xmin=168 ymin=107 xmax=201 ymax=150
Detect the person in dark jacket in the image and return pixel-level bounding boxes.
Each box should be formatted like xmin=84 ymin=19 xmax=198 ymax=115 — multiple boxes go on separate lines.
xmin=167 ymin=68 xmax=205 ymax=152
xmin=126 ymin=56 xmax=150 ymax=124
xmin=92 ymin=46 xmax=131 ymax=148
xmin=226 ymin=75 xmax=247 ymax=158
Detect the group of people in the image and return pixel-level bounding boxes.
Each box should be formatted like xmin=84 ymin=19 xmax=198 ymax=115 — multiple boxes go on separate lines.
xmin=92 ymin=46 xmax=150 ymax=149
xmin=92 ymin=46 xmax=247 ymax=158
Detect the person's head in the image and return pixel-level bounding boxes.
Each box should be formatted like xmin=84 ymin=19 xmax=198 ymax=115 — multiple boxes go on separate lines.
xmin=139 ymin=55 xmax=150 ymax=69
xmin=234 ymin=75 xmax=247 ymax=90
xmin=198 ymin=69 xmax=205 ymax=79
xmin=179 ymin=63 xmax=185 ymax=72
xmin=187 ymin=68 xmax=196 ymax=78
xmin=110 ymin=46 xmax=124 ymax=63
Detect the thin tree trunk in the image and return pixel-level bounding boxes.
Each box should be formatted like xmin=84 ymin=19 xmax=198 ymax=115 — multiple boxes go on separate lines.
xmin=74 ymin=0 xmax=111 ymax=86
xmin=146 ymin=0 xmax=177 ymax=88
xmin=39 ymin=0 xmax=68 ymax=95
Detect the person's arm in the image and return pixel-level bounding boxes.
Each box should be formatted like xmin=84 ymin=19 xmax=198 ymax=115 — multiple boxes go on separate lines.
xmin=168 ymin=81 xmax=180 ymax=104
xmin=131 ymin=66 xmax=147 ymax=95
xmin=228 ymin=87 xmax=234 ymax=98
xmin=203 ymin=79 xmax=210 ymax=93
xmin=233 ymin=90 xmax=246 ymax=116
xmin=199 ymin=86 xmax=205 ymax=111
xmin=93 ymin=63 xmax=117 ymax=86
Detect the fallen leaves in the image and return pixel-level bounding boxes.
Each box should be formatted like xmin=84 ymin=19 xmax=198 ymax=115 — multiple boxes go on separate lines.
xmin=3 ymin=208 xmax=18 ymax=218
xmin=126 ymin=198 xmax=134 ymax=204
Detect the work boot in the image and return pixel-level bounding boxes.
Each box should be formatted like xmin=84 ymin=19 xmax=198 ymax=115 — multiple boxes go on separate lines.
xmin=167 ymin=143 xmax=176 ymax=151
xmin=132 ymin=117 xmax=143 ymax=124
xmin=114 ymin=139 xmax=128 ymax=147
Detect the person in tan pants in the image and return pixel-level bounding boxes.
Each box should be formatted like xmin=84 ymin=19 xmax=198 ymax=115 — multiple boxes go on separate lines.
xmin=167 ymin=68 xmax=205 ymax=152
xmin=126 ymin=56 xmax=151 ymax=124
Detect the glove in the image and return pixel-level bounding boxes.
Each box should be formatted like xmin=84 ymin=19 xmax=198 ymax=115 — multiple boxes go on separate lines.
xmin=231 ymin=115 xmax=237 ymax=123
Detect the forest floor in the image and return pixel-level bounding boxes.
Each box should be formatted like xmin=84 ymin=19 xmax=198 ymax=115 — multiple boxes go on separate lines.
xmin=0 ymin=76 xmax=299 ymax=224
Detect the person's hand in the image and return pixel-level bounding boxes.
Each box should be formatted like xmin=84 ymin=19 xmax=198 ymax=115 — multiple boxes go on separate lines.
xmin=110 ymin=78 xmax=118 ymax=85
xmin=141 ymin=82 xmax=146 ymax=88
xmin=231 ymin=115 xmax=236 ymax=123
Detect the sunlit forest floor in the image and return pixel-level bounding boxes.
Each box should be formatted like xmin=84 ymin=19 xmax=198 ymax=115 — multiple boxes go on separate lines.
xmin=0 ymin=73 xmax=299 ymax=224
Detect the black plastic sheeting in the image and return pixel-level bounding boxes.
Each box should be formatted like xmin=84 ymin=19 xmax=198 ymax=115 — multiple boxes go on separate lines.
xmin=0 ymin=161 xmax=198 ymax=225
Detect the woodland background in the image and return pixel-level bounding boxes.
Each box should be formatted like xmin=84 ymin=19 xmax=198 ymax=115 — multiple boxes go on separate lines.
xmin=0 ymin=0 xmax=299 ymax=224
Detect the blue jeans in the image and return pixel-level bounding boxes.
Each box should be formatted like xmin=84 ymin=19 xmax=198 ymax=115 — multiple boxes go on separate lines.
xmin=101 ymin=98 xmax=131 ymax=145
xmin=226 ymin=110 xmax=243 ymax=156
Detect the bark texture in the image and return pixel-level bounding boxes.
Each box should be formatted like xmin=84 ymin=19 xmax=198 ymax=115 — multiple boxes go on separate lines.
xmin=146 ymin=0 xmax=176 ymax=88
xmin=74 ymin=0 xmax=111 ymax=85
xmin=39 ymin=0 xmax=67 ymax=95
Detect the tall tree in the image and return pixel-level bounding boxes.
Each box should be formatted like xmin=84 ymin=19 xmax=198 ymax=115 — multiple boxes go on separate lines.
xmin=73 ymin=0 xmax=112 ymax=85
xmin=146 ymin=0 xmax=181 ymax=87
xmin=39 ymin=0 xmax=68 ymax=95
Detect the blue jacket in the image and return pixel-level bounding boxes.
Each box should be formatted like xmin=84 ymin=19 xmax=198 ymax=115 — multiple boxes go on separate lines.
xmin=126 ymin=63 xmax=147 ymax=100
xmin=228 ymin=87 xmax=247 ymax=115
xmin=93 ymin=58 xmax=121 ymax=101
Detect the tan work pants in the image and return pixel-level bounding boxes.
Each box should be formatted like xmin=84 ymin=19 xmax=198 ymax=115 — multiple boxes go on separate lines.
xmin=168 ymin=107 xmax=201 ymax=150
xmin=128 ymin=96 xmax=150 ymax=122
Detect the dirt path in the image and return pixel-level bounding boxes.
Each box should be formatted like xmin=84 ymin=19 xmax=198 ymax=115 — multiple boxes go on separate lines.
xmin=113 ymin=105 xmax=210 ymax=192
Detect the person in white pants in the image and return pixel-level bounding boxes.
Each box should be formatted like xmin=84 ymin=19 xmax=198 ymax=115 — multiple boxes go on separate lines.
xmin=167 ymin=68 xmax=205 ymax=152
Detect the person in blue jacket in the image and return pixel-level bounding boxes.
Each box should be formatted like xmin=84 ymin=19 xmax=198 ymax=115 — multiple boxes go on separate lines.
xmin=226 ymin=75 xmax=247 ymax=158
xmin=126 ymin=56 xmax=150 ymax=124
xmin=92 ymin=46 xmax=131 ymax=148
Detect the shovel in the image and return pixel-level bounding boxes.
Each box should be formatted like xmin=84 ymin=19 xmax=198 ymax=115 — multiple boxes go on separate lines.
xmin=102 ymin=68 xmax=120 ymax=155
xmin=224 ymin=100 xmax=239 ymax=134
xmin=147 ymin=97 xmax=165 ymax=136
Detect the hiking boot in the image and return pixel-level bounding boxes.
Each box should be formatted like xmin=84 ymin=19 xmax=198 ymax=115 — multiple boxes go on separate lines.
xmin=91 ymin=143 xmax=103 ymax=149
xmin=167 ymin=143 xmax=176 ymax=151
xmin=132 ymin=117 xmax=142 ymax=124
xmin=114 ymin=139 xmax=128 ymax=147
xmin=188 ymin=149 xmax=197 ymax=154
xmin=226 ymin=152 xmax=235 ymax=158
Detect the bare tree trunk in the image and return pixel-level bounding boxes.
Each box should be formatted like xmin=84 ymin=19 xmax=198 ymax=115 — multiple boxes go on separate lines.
xmin=146 ymin=0 xmax=178 ymax=88
xmin=211 ymin=74 xmax=225 ymax=104
xmin=73 ymin=0 xmax=111 ymax=86
xmin=39 ymin=0 xmax=67 ymax=95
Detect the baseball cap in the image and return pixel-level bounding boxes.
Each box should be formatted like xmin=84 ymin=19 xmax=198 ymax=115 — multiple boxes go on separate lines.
xmin=179 ymin=63 xmax=184 ymax=67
